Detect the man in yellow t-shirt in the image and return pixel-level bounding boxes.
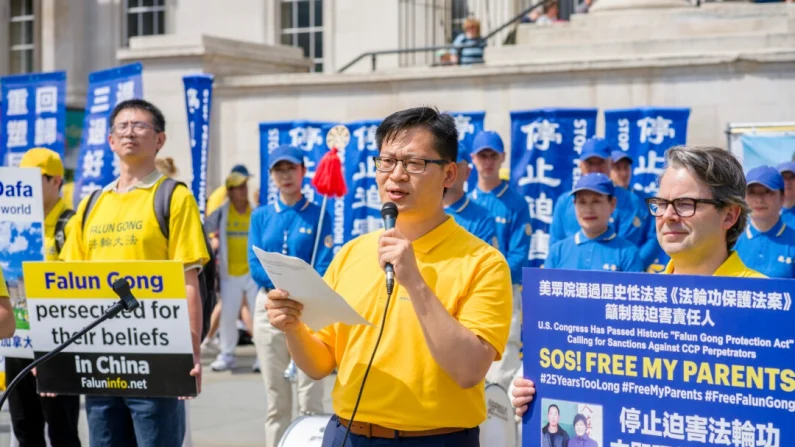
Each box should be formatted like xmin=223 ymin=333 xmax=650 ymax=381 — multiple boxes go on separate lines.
xmin=6 ymin=148 xmax=81 ymax=446
xmin=203 ymin=169 xmax=258 ymax=372
xmin=59 ymin=99 xmax=209 ymax=446
xmin=265 ymin=107 xmax=512 ymax=445
xmin=511 ymin=145 xmax=764 ymax=420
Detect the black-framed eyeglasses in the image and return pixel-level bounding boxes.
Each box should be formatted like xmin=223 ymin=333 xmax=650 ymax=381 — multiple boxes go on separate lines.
xmin=645 ymin=197 xmax=724 ymax=218
xmin=110 ymin=121 xmax=161 ymax=136
xmin=373 ymin=156 xmax=451 ymax=174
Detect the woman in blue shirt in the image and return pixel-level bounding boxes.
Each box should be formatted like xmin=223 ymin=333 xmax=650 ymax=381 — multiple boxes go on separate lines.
xmin=247 ymin=145 xmax=333 ymax=447
xmin=545 ymin=173 xmax=643 ymax=272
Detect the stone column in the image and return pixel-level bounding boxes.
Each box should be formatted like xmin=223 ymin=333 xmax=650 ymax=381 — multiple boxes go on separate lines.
xmin=589 ymin=0 xmax=692 ymax=13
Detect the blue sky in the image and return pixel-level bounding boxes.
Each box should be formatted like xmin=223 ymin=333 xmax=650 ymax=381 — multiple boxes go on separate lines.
xmin=0 ymin=222 xmax=43 ymax=283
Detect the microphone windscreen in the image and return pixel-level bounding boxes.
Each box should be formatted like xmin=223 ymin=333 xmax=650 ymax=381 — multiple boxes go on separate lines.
xmin=381 ymin=202 xmax=398 ymax=220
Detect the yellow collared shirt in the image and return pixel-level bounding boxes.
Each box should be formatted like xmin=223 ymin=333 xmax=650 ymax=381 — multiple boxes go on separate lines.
xmin=44 ymin=199 xmax=74 ymax=261
xmin=59 ymin=171 xmax=210 ymax=268
xmin=663 ymin=251 xmax=766 ymax=278
xmin=226 ymin=203 xmax=252 ymax=276
xmin=315 ymin=217 xmax=512 ymax=431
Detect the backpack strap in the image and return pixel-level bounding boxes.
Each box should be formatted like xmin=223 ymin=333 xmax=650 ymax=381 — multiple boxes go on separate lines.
xmin=81 ymin=189 xmax=103 ymax=234
xmin=54 ymin=208 xmax=76 ymax=254
xmin=153 ymin=177 xmax=187 ymax=240
xmin=154 ymin=178 xmax=214 ymax=272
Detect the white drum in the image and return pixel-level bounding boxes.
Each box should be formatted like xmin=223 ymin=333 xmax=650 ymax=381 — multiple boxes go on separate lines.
xmin=480 ymin=383 xmax=519 ymax=447
xmin=278 ymin=414 xmax=334 ymax=447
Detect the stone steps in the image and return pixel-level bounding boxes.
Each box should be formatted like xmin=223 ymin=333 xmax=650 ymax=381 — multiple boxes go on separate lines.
xmin=486 ymin=3 xmax=795 ymax=65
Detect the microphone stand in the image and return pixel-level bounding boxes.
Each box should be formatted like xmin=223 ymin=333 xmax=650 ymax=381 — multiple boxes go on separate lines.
xmin=0 ymin=279 xmax=140 ymax=411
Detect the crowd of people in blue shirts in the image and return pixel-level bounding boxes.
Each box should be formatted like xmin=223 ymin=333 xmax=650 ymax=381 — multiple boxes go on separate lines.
xmin=447 ymin=131 xmax=795 ymax=281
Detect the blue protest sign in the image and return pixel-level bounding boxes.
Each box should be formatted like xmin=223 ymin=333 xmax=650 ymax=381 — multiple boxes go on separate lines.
xmin=72 ymin=63 xmax=143 ymax=205
xmin=510 ymin=108 xmax=598 ymax=267
xmin=183 ymin=74 xmax=214 ymax=220
xmin=341 ymin=120 xmax=383 ymax=249
xmin=449 ymin=110 xmax=485 ymax=192
xmin=604 ymin=108 xmax=690 ymax=197
xmin=523 ymin=267 xmax=793 ymax=447
xmin=0 ymin=71 xmax=67 ymax=167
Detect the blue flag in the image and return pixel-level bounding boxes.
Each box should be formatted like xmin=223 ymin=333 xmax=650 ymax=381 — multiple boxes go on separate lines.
xmin=449 ymin=110 xmax=485 ymax=192
xmin=183 ymin=74 xmax=214 ymax=220
xmin=523 ymin=267 xmax=794 ymax=447
xmin=0 ymin=71 xmax=67 ymax=167
xmin=72 ymin=63 xmax=143 ymax=205
xmin=604 ymin=107 xmax=690 ymax=197
xmin=510 ymin=108 xmax=598 ymax=267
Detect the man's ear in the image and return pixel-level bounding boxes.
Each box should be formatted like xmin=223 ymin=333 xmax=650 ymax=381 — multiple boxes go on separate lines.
xmin=444 ymin=162 xmax=457 ymax=188
xmin=156 ymin=132 xmax=167 ymax=151
xmin=722 ymin=204 xmax=741 ymax=230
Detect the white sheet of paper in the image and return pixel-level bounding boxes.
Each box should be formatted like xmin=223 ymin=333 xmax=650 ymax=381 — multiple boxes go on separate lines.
xmin=252 ymin=246 xmax=371 ymax=331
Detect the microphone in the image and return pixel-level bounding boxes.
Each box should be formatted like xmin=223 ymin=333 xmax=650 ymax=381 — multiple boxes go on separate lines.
xmin=342 ymin=204 xmax=398 ymax=446
xmin=112 ymin=278 xmax=141 ymax=312
xmin=0 ymin=278 xmax=140 ymax=411
xmin=381 ymin=202 xmax=398 ymax=295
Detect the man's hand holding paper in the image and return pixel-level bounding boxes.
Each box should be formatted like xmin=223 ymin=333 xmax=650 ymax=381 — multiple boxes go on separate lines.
xmin=252 ymin=247 xmax=370 ymax=331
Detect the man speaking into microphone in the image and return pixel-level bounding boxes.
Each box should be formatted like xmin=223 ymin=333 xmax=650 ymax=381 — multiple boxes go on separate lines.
xmin=265 ymin=106 xmax=512 ymax=446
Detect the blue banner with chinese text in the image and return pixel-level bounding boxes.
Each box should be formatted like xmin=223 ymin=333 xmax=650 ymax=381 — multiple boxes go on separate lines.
xmin=510 ymin=108 xmax=598 ymax=267
xmin=183 ymin=74 xmax=214 ymax=220
xmin=258 ymin=120 xmax=345 ymax=254
xmin=523 ymin=267 xmax=794 ymax=447
xmin=72 ymin=63 xmax=143 ymax=205
xmin=341 ymin=120 xmax=383 ymax=247
xmin=0 ymin=71 xmax=67 ymax=167
xmin=448 ymin=110 xmax=485 ymax=192
xmin=604 ymin=108 xmax=690 ymax=198
xmin=259 ymin=112 xmax=482 ymax=254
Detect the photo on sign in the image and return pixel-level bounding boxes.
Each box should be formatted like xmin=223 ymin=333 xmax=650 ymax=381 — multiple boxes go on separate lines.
xmin=0 ymin=221 xmax=43 ymax=331
xmin=541 ymin=398 xmax=603 ymax=447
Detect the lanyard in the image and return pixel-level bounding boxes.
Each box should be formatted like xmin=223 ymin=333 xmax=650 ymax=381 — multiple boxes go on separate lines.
xmin=282 ymin=230 xmax=289 ymax=256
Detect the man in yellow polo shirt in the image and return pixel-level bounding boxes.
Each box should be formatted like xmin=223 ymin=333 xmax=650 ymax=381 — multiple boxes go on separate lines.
xmin=60 ymin=99 xmax=209 ymax=446
xmin=6 ymin=148 xmax=82 ymax=446
xmin=265 ymin=107 xmax=512 ymax=446
xmin=510 ymin=145 xmax=764 ymax=421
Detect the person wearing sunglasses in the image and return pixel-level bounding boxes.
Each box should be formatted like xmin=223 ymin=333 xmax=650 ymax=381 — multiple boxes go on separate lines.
xmin=510 ymin=145 xmax=764 ymax=423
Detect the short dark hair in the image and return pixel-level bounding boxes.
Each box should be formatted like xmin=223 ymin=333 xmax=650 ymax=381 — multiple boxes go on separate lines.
xmin=110 ymin=99 xmax=166 ymax=133
xmin=375 ymin=107 xmax=458 ymax=162
xmin=573 ymin=413 xmax=587 ymax=427
xmin=548 ymin=404 xmax=560 ymax=415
